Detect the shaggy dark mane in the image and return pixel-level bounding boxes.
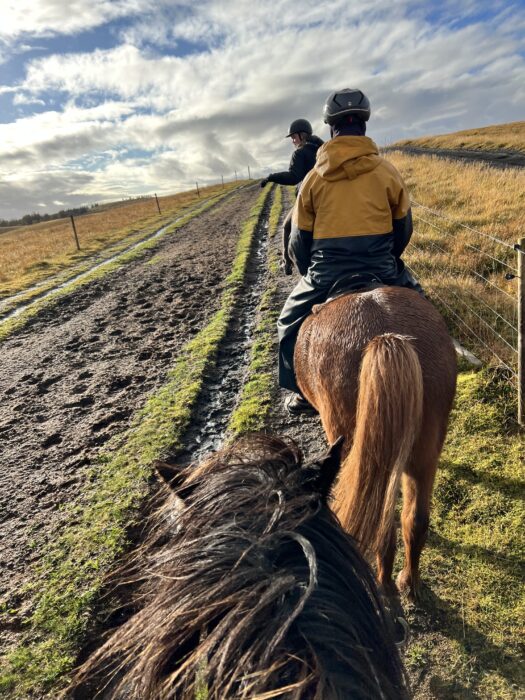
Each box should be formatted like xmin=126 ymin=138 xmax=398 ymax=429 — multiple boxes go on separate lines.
xmin=70 ymin=434 xmax=408 ymax=699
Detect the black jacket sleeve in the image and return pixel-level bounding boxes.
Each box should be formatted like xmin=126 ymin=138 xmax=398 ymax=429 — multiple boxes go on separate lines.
xmin=268 ymin=148 xmax=309 ymax=186
xmin=392 ymin=208 xmax=413 ymax=258
xmin=288 ymin=223 xmax=313 ymax=276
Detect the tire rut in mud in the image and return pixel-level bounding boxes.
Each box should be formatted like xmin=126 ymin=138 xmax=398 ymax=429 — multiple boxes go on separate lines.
xmin=172 ymin=189 xmax=274 ymax=464
xmin=0 ymin=185 xmax=260 ymax=638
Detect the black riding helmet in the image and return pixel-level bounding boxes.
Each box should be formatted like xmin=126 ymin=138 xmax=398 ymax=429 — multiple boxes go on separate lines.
xmin=286 ymin=118 xmax=312 ymax=137
xmin=323 ymin=89 xmax=371 ymax=124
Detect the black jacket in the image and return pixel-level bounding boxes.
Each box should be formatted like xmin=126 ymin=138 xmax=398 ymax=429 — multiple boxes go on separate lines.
xmin=267 ymin=136 xmax=323 ymax=187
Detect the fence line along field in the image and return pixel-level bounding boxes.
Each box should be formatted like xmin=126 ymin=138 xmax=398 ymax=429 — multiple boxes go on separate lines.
xmin=385 ymin=150 xmax=524 ymax=386
xmin=390 ymin=121 xmax=525 ymax=154
xmin=0 ymin=182 xmax=240 ymax=298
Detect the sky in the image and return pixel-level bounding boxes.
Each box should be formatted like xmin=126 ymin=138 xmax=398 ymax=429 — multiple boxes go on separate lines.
xmin=1 ymin=0 xmax=524 ymax=219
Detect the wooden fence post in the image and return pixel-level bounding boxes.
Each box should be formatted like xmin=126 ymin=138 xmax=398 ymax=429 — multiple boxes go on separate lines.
xmin=234 ymin=170 xmax=238 ymax=181
xmin=518 ymin=238 xmax=524 ymax=426
xmin=154 ymin=193 xmax=162 ymax=214
xmin=70 ymin=215 xmax=80 ymax=251
xmin=248 ymin=165 xmax=251 ymax=179
xmin=196 ymin=182 xmax=200 ymax=197
xmin=221 ymin=175 xmax=224 ymax=188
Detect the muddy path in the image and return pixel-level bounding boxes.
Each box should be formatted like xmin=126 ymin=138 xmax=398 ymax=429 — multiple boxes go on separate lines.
xmin=172 ymin=184 xmax=327 ymax=467
xmin=0 ymin=185 xmax=260 ymax=616
xmin=68 ymin=185 xmax=328 ymax=698
xmin=383 ymin=145 xmax=525 ymax=169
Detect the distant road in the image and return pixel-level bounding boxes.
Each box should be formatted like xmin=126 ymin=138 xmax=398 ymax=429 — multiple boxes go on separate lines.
xmin=382 ymin=146 xmax=525 ymax=169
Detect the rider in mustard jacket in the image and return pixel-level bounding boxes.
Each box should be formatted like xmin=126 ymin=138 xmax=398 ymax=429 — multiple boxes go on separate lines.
xmin=278 ymin=89 xmax=422 ymax=414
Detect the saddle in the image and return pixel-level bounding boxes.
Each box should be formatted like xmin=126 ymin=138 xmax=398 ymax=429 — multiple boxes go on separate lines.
xmin=311 ymin=273 xmax=385 ymax=315
xmin=325 ymin=272 xmax=385 ymax=302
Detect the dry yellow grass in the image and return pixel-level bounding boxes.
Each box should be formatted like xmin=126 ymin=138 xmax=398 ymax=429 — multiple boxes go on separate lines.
xmin=0 ymin=183 xmax=240 ymax=297
xmin=391 ymin=121 xmax=525 ymax=154
xmin=385 ymin=151 xmax=524 ymax=372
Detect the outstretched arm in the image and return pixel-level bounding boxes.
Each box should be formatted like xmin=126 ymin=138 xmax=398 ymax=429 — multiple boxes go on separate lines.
xmin=266 ymin=149 xmax=308 ymax=186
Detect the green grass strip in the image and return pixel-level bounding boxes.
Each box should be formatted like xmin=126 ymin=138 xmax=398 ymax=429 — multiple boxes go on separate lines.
xmin=228 ymin=186 xmax=283 ymax=436
xmin=0 ymin=185 xmax=271 ymax=698
xmin=406 ymin=368 xmax=523 ymax=698
xmin=0 ymin=187 xmax=242 ymax=343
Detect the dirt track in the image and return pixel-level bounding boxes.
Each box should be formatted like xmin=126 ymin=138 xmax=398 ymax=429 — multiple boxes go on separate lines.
xmin=0 ymin=186 xmax=260 ymax=613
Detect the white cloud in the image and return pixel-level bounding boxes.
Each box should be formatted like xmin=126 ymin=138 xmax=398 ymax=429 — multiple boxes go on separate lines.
xmin=1 ymin=0 xmax=147 ymax=39
xmin=12 ymin=92 xmax=46 ymax=106
xmin=1 ymin=0 xmax=524 ymax=218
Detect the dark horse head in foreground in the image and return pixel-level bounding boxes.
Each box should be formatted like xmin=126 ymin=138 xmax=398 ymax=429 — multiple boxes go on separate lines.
xmin=295 ymin=286 xmax=457 ymax=600
xmin=71 ymin=435 xmax=408 ymax=699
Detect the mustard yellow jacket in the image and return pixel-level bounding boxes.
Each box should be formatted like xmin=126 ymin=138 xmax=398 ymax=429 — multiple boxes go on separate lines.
xmin=290 ymin=136 xmax=412 ymax=283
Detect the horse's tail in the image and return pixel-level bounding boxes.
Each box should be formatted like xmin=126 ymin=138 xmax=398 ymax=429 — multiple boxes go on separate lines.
xmin=333 ymin=333 xmax=424 ymax=555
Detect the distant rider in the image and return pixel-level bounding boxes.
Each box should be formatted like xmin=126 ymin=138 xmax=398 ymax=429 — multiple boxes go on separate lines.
xmin=261 ymin=119 xmax=323 ymax=274
xmin=278 ymin=88 xmax=422 ymax=414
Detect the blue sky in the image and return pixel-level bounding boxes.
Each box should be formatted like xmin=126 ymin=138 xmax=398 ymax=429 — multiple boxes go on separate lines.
xmin=1 ymin=0 xmax=524 ymax=219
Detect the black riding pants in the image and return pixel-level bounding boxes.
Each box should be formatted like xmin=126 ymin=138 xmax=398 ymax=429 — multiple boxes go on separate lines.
xmin=277 ymin=275 xmax=330 ymax=393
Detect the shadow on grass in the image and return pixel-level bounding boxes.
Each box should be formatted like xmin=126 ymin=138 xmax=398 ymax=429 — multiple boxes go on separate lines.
xmin=439 ymin=458 xmax=524 ymax=499
xmin=412 ymin=583 xmax=522 ymax=698
xmin=429 ymin=529 xmax=524 ymax=580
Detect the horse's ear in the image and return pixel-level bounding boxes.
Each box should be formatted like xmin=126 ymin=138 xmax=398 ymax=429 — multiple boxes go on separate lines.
xmin=316 ymin=436 xmax=344 ymax=499
xmin=155 ymin=461 xmax=186 ymax=491
xmin=155 ymin=461 xmax=198 ymax=502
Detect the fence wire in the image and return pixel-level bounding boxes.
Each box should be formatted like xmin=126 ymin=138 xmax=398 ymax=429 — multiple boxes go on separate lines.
xmin=408 ymin=201 xmax=521 ymax=380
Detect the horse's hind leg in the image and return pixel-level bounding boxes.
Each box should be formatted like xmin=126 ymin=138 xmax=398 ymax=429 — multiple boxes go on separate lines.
xmin=396 ymin=444 xmax=440 ymax=601
xmin=377 ymin=524 xmax=397 ymax=597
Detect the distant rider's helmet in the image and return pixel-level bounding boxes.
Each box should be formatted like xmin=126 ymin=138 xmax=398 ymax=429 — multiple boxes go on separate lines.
xmin=323 ymin=89 xmax=371 ymax=124
xmin=286 ymin=118 xmax=313 ymax=137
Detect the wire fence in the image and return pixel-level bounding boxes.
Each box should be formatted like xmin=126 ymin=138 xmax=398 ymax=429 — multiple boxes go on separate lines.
xmin=0 ymin=176 xmax=252 ymax=300
xmin=405 ymin=199 xmax=524 ymax=421
xmin=0 ymin=171 xmax=252 ymax=235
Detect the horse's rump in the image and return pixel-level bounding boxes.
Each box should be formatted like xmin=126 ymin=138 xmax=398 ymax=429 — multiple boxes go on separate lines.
xmin=295 ymin=286 xmax=457 ymax=591
xmin=296 ymin=286 xmax=456 ymax=441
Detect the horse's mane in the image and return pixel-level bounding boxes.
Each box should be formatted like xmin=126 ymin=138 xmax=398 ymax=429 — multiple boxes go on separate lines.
xmin=70 ymin=435 xmax=408 ymax=699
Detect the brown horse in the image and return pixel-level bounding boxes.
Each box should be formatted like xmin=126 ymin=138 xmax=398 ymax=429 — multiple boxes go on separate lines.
xmin=295 ymin=286 xmax=457 ymax=600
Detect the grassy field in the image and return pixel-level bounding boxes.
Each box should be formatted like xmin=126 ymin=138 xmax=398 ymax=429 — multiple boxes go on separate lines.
xmin=405 ymin=366 xmax=523 ymax=699
xmin=385 ymin=150 xmax=523 ymax=373
xmin=0 ymin=183 xmax=241 ymax=298
xmin=365 ymin=151 xmax=524 ymax=697
xmin=390 ymin=121 xmax=525 ymax=154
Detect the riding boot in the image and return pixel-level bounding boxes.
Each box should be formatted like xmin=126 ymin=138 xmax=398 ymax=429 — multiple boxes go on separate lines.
xmin=285 ymin=393 xmax=318 ymax=416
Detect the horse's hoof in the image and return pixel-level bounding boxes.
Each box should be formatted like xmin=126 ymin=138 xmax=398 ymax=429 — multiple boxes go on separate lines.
xmin=396 ymin=570 xmax=419 ymax=603
xmin=379 ymin=580 xmax=399 ymax=600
